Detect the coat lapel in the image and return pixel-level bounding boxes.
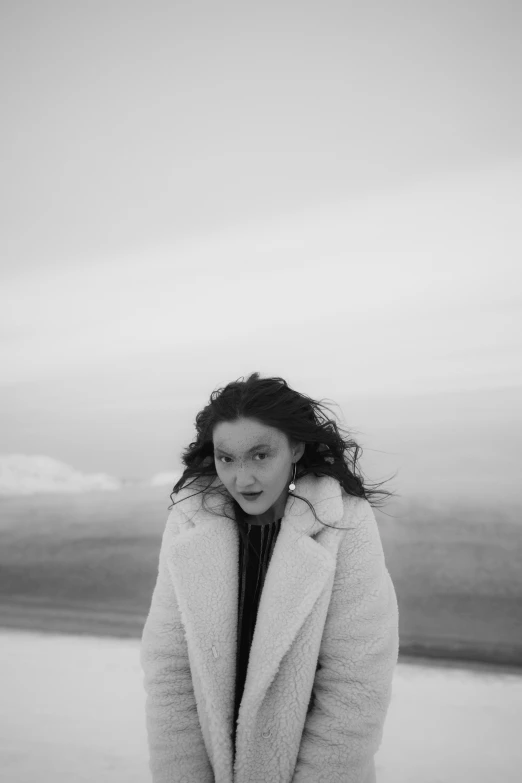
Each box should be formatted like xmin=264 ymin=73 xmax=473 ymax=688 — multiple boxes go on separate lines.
xmin=166 ymin=473 xmax=346 ymax=779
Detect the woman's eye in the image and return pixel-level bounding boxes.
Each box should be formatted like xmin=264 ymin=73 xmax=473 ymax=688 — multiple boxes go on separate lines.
xmin=218 ymin=453 xmax=268 ymax=464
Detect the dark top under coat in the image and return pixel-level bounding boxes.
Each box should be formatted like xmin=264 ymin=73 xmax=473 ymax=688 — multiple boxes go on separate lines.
xmin=233 ymin=515 xmax=283 ymax=756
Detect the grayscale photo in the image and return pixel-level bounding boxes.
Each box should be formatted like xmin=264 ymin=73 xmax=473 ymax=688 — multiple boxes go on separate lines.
xmin=1 ymin=2 xmax=521 ymax=782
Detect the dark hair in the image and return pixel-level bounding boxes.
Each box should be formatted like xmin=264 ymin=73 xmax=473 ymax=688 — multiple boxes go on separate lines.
xmin=168 ymin=373 xmax=397 ymax=556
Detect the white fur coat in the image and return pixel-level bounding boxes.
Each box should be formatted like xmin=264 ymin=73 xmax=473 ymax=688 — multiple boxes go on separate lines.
xmin=140 ymin=473 xmax=399 ymax=783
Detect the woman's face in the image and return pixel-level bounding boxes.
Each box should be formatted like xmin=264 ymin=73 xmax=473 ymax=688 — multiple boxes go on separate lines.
xmin=213 ymin=417 xmax=304 ymax=520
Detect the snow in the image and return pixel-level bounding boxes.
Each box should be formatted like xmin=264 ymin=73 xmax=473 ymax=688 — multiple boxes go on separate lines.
xmin=149 ymin=470 xmax=181 ymax=487
xmin=1 ymin=629 xmax=521 ymax=782
xmin=0 ymin=453 xmax=184 ymax=494
xmin=0 ymin=454 xmax=122 ymax=495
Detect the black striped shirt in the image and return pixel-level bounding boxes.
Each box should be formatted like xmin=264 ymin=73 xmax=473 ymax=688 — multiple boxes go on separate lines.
xmin=233 ymin=516 xmax=282 ymax=754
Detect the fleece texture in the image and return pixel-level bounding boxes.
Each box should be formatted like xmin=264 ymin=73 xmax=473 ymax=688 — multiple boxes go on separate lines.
xmin=140 ymin=473 xmax=399 ymax=783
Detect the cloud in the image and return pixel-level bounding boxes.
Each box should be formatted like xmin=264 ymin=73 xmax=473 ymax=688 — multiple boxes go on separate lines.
xmin=1 ymin=157 xmax=521 ymax=391
xmin=0 ymin=454 xmax=123 ymax=495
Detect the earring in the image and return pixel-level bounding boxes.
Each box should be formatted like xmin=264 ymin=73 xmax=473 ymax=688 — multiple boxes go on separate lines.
xmin=288 ymin=462 xmax=297 ymax=491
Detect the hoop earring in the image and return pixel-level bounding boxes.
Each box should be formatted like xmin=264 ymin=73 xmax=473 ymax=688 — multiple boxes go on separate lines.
xmin=288 ymin=462 xmax=297 ymax=491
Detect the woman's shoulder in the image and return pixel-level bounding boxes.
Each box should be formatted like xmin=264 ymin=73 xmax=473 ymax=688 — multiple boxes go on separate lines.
xmin=166 ymin=476 xmax=227 ymax=528
xmin=340 ymin=490 xmax=386 ymax=562
xmin=340 ymin=487 xmax=371 ymax=518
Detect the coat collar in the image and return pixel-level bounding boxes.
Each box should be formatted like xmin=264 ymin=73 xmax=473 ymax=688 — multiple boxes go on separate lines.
xmin=166 ymin=473 xmax=350 ymax=778
xmin=174 ymin=470 xmax=345 ymax=535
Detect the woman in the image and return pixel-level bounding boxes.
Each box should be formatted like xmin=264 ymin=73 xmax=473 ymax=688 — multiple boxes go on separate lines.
xmin=140 ymin=373 xmax=399 ymax=783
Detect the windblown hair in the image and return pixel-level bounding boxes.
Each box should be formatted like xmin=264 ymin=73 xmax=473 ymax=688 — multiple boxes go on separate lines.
xmin=169 ymin=373 xmax=397 ymax=554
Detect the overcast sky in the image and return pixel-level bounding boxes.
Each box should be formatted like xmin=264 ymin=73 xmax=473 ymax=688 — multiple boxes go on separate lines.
xmin=1 ymin=1 xmax=521 ymax=485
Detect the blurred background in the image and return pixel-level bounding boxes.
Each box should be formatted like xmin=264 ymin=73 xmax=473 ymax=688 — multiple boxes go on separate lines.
xmin=1 ymin=1 xmax=521 ymax=781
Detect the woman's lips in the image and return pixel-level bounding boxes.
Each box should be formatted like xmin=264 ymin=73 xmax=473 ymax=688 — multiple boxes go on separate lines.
xmin=240 ymin=491 xmax=262 ymax=500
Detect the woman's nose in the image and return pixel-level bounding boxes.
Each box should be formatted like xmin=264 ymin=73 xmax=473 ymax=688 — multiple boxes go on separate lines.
xmin=234 ymin=464 xmax=256 ymax=481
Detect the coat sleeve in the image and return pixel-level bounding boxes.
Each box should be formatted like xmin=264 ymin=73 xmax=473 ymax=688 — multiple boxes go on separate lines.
xmin=292 ymin=497 xmax=399 ymax=783
xmin=140 ymin=507 xmax=215 ymax=783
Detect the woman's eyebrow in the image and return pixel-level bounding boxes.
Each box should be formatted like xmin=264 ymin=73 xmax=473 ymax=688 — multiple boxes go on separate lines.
xmin=214 ymin=443 xmax=272 ymax=455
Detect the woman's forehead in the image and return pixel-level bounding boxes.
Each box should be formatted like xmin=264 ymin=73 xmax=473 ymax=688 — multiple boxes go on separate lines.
xmin=213 ymin=419 xmax=281 ymax=449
